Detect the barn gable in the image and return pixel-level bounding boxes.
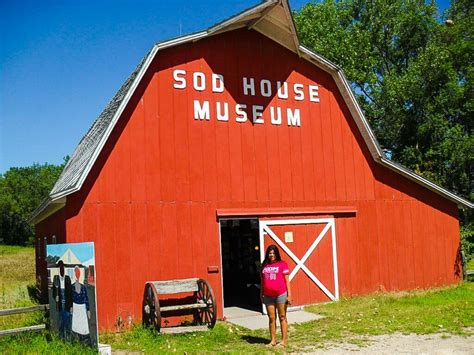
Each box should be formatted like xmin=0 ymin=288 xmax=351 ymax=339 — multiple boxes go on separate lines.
xmin=33 ymin=0 xmax=474 ymax=225
xmin=32 ymin=0 xmax=472 ymax=224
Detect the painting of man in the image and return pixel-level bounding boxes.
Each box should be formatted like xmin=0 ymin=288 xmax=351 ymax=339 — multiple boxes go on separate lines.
xmin=51 ymin=260 xmax=73 ymax=340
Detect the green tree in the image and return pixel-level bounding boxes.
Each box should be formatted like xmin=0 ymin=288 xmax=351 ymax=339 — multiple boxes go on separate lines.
xmin=0 ymin=160 xmax=67 ymax=245
xmin=294 ymin=0 xmax=472 ymax=200
xmin=294 ymin=0 xmax=472 ymax=258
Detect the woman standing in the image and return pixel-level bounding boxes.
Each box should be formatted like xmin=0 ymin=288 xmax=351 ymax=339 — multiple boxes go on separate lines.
xmin=261 ymin=244 xmax=292 ymax=348
xmin=71 ymin=266 xmax=91 ymax=344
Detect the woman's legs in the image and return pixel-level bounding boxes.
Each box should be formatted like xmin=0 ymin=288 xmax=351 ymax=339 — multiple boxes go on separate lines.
xmin=276 ymin=302 xmax=288 ymax=346
xmin=265 ymin=303 xmax=277 ymax=346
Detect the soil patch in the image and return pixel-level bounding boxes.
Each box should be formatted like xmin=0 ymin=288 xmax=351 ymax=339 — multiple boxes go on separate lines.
xmin=305 ymin=331 xmax=473 ymax=354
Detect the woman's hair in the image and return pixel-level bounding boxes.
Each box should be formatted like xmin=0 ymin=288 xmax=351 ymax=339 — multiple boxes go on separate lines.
xmin=262 ymin=244 xmax=282 ymax=267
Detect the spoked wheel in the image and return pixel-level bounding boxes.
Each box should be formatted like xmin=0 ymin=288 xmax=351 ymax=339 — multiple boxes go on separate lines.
xmin=194 ymin=279 xmax=216 ymax=328
xmin=142 ymin=283 xmax=161 ymax=331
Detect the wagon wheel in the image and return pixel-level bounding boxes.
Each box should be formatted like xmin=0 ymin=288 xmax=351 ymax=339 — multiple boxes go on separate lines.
xmin=142 ymin=283 xmax=161 ymax=331
xmin=194 ymin=279 xmax=216 ymax=328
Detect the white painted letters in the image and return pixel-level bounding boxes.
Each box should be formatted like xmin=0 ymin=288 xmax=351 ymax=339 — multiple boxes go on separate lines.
xmin=173 ymin=68 xmax=323 ymax=127
xmin=212 ymin=74 xmax=224 ymax=93
xmin=270 ymin=106 xmax=282 ymax=125
xmin=236 ymin=104 xmax=248 ymax=123
xmin=277 ymin=81 xmax=288 ymax=99
xmin=260 ymin=79 xmax=272 ymax=97
xmin=243 ymin=77 xmax=255 ymax=96
xmin=193 ymin=72 xmax=206 ymax=91
xmin=287 ymin=108 xmax=301 ymax=126
xmin=173 ymin=69 xmax=186 ymax=89
xmin=294 ymin=84 xmax=304 ymax=101
xmin=309 ymin=85 xmax=320 ymax=102
xmin=216 ymin=102 xmax=229 ymax=121
xmin=194 ymin=100 xmax=210 ymax=120
xmin=252 ymin=105 xmax=264 ymax=124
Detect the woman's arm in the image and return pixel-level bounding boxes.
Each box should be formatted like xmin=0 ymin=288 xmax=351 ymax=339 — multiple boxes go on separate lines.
xmin=284 ymin=275 xmax=292 ymax=304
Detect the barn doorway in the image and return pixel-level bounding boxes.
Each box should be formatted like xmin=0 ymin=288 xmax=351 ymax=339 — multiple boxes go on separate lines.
xmin=220 ymin=218 xmax=261 ymax=311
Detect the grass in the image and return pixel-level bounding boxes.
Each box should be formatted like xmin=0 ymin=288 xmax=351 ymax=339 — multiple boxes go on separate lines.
xmin=0 ymin=245 xmax=36 ymax=305
xmin=467 ymin=258 xmax=474 ymax=270
xmin=101 ymin=322 xmax=272 ymax=354
xmin=0 ymin=245 xmax=473 ymax=354
xmin=100 ymin=283 xmax=474 ymax=354
xmin=290 ymin=283 xmax=474 ymax=351
xmin=0 ymin=245 xmax=41 ymax=331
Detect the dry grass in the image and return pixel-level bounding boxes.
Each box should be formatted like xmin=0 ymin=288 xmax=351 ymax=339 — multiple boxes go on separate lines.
xmin=0 ymin=245 xmax=39 ymax=330
xmin=0 ymin=245 xmax=35 ymax=281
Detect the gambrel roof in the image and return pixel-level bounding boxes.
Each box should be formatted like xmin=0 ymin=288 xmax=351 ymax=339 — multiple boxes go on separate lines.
xmin=33 ymin=0 xmax=472 ymax=222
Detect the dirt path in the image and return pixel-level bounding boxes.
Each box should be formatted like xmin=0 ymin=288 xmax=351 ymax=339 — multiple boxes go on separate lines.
xmin=304 ymin=332 xmax=474 ymax=354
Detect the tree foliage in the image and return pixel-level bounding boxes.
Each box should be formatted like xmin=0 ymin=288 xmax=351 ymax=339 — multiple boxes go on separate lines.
xmin=294 ymin=0 xmax=473 ymax=258
xmin=294 ymin=0 xmax=472 ymax=201
xmin=0 ymin=161 xmax=66 ymax=245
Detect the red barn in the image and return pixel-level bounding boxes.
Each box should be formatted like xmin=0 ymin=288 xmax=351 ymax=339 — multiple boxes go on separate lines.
xmin=33 ymin=0 xmax=472 ymax=331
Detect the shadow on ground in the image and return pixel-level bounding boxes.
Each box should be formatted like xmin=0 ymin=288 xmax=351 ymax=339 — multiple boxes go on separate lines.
xmin=241 ymin=335 xmax=268 ymax=344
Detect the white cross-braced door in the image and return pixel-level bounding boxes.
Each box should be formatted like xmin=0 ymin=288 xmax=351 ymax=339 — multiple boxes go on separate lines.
xmin=259 ymin=218 xmax=339 ymax=302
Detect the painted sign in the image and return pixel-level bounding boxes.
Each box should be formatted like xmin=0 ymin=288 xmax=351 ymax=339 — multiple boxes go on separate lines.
xmin=46 ymin=242 xmax=98 ymax=349
xmin=172 ymin=69 xmax=321 ymax=126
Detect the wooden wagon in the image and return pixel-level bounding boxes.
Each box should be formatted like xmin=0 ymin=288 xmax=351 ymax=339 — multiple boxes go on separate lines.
xmin=142 ymin=278 xmax=216 ymax=333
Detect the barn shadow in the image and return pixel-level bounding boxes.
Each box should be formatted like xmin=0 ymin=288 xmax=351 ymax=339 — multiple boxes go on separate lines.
xmin=156 ymin=28 xmax=299 ymax=125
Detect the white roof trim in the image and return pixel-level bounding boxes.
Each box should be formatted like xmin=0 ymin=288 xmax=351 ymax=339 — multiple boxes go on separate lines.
xmin=281 ymin=0 xmax=301 ymax=56
xmin=31 ymin=197 xmax=66 ymax=224
xmin=380 ymin=158 xmax=474 ymax=208
xmin=334 ymin=70 xmax=384 ymax=157
xmin=299 ymin=45 xmax=340 ymax=71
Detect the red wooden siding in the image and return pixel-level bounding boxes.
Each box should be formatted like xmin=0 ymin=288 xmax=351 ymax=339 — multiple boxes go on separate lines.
xmin=38 ymin=28 xmax=461 ymax=331
xmin=35 ymin=208 xmax=67 ymax=298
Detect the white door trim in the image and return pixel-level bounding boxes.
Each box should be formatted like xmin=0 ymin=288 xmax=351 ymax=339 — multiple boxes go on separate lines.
xmin=259 ymin=218 xmax=339 ymax=302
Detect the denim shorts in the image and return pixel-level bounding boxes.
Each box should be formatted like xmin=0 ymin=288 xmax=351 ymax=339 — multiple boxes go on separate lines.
xmin=263 ymin=292 xmax=288 ymax=305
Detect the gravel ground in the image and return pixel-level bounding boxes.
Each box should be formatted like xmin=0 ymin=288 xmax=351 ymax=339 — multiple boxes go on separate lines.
xmin=304 ymin=332 xmax=474 ymax=354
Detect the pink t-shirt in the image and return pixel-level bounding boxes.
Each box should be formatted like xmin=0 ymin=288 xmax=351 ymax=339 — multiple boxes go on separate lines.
xmin=261 ymin=260 xmax=290 ymax=297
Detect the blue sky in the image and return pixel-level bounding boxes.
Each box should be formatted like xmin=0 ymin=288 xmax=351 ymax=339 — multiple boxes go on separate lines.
xmin=47 ymin=241 xmax=95 ymax=263
xmin=0 ymin=0 xmax=451 ymax=174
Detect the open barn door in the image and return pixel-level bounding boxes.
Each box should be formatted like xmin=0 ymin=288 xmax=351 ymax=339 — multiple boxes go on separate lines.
xmin=259 ymin=218 xmax=339 ymax=308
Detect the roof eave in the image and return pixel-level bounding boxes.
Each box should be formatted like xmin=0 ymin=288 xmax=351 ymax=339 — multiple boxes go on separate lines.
xmin=281 ymin=0 xmax=301 ymax=56
xmin=31 ymin=196 xmax=66 ymax=224
xmin=379 ymin=157 xmax=473 ymax=209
